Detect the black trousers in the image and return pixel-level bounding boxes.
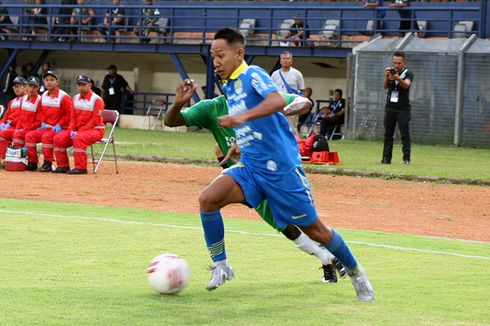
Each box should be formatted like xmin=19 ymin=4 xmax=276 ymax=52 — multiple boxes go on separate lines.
xmin=382 ymin=107 xmax=411 ymax=162
xmin=319 ymin=115 xmax=344 ymax=138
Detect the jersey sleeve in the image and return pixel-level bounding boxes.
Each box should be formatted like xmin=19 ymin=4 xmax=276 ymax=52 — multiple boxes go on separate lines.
xmin=405 ymin=71 xmax=414 ymax=82
xmin=249 ymin=66 xmax=279 ymax=98
xmin=181 ymin=100 xmax=213 ymax=129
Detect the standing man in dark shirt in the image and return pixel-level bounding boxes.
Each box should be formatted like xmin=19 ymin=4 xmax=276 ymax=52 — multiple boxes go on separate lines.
xmin=319 ymin=89 xmax=345 ymax=139
xmin=101 ymin=64 xmax=133 ymax=114
xmin=390 ymin=0 xmax=418 ymax=35
xmin=1 ymin=62 xmax=17 ymax=107
xmin=381 ymin=51 xmax=414 ymax=165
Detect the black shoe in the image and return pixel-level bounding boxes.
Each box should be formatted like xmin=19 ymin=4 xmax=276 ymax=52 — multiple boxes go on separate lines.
xmin=332 ymin=258 xmax=347 ymax=279
xmin=67 ymin=169 xmax=88 ymax=175
xmin=379 ymin=159 xmax=391 ymax=164
xmin=53 ymin=167 xmax=69 ymax=173
xmin=39 ymin=161 xmax=52 ymax=172
xmin=403 ymin=160 xmax=411 ymax=165
xmin=26 ymin=162 xmax=38 ymax=171
xmin=321 ymin=264 xmax=338 ymax=283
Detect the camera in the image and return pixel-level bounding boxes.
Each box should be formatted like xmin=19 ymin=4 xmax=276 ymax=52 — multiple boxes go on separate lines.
xmin=389 ymin=68 xmax=397 ymax=75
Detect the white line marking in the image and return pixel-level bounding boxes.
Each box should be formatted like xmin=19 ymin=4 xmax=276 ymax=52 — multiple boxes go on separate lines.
xmin=1 ymin=209 xmax=489 ymax=261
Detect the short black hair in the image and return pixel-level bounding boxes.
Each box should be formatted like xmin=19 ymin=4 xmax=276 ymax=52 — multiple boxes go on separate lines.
xmin=334 ymin=88 xmax=342 ymax=96
xmin=393 ymin=51 xmax=406 ymax=59
xmin=214 ymin=28 xmax=244 ymax=46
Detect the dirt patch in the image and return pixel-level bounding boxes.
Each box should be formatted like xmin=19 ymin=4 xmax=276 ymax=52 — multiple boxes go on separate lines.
xmin=1 ymin=161 xmax=489 ymax=242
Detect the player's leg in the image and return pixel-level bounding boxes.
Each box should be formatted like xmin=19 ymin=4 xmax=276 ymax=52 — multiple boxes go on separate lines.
xmin=255 ymin=200 xmax=343 ymax=282
xmin=39 ymin=129 xmax=56 ymax=172
xmin=70 ymin=129 xmax=104 ymax=173
xmin=24 ymin=129 xmax=43 ymax=171
xmin=198 ymin=171 xmax=246 ymax=291
xmin=382 ymin=108 xmax=396 ymax=163
xmin=0 ymin=128 xmax=14 ymax=162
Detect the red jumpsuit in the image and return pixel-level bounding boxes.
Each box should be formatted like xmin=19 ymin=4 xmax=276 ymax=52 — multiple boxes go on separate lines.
xmin=11 ymin=94 xmax=42 ymax=152
xmin=25 ymin=89 xmax=73 ymax=164
xmin=54 ymin=90 xmax=105 ymax=170
xmin=0 ymin=96 xmax=23 ymax=159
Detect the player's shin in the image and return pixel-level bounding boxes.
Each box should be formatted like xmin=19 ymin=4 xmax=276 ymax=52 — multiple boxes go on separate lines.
xmin=323 ymin=229 xmax=358 ymax=275
xmin=200 ymin=210 xmax=227 ymax=263
xmin=294 ymin=231 xmax=334 ymax=265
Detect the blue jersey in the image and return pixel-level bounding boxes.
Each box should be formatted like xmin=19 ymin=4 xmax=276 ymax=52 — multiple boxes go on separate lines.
xmin=222 ymin=62 xmax=301 ymax=174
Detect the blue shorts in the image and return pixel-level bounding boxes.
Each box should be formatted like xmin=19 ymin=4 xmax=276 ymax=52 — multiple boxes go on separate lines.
xmin=223 ymin=162 xmax=319 ymax=230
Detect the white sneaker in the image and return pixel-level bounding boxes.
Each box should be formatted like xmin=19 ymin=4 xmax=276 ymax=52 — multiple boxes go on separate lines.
xmin=206 ymin=264 xmax=234 ymax=291
xmin=349 ymin=265 xmax=375 ymax=301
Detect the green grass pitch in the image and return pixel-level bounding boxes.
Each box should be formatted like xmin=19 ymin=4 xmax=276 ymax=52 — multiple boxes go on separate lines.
xmin=1 ymin=198 xmax=489 ymax=325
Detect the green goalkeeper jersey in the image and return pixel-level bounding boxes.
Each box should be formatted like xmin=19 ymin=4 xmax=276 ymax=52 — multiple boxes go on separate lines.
xmin=181 ymin=93 xmax=299 ymax=231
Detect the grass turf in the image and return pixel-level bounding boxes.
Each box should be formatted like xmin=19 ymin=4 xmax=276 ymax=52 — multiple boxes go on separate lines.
xmin=1 ymin=198 xmax=489 ymax=325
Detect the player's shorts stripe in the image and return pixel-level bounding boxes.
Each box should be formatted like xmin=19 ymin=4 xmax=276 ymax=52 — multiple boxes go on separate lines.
xmin=294 ymin=168 xmax=314 ymax=206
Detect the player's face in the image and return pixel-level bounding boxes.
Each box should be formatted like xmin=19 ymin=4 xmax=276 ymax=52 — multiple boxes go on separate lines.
xmin=280 ymin=54 xmax=292 ymax=69
xmin=334 ymin=91 xmax=341 ymax=101
xmin=77 ymin=82 xmax=91 ymax=94
xmin=211 ymin=39 xmax=243 ymax=80
xmin=44 ymin=76 xmax=59 ymax=91
xmin=13 ymin=84 xmax=26 ymax=97
xmin=26 ymin=84 xmax=39 ymax=96
xmin=392 ymin=56 xmax=405 ymax=71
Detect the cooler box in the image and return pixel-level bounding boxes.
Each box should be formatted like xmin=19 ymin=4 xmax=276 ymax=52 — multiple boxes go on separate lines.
xmin=4 ymin=147 xmax=28 ymax=171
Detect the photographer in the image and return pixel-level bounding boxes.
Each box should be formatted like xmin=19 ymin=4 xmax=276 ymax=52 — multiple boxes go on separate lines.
xmin=381 ymin=51 xmax=414 ymax=165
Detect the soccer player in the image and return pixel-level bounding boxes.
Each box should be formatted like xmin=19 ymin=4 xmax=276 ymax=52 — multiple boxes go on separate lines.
xmin=199 ymin=28 xmax=375 ymax=301
xmin=165 ymin=80 xmax=345 ymax=284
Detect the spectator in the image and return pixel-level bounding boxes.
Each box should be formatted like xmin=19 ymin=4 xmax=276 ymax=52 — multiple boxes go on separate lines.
xmin=297 ymin=87 xmax=313 ymax=135
xmin=38 ymin=61 xmax=51 ymax=93
xmin=98 ymin=0 xmax=126 ymax=41
xmin=381 ymin=51 xmax=414 ymax=165
xmin=21 ymin=63 xmax=39 ymax=79
xmin=283 ymin=14 xmax=310 ymax=47
xmin=25 ymin=70 xmax=73 ymax=172
xmin=271 ymin=51 xmax=305 ymax=134
xmin=139 ymin=0 xmax=160 ymax=44
xmin=0 ymin=76 xmax=26 ymax=165
xmin=319 ymin=89 xmax=345 ymax=139
xmin=1 ymin=62 xmax=18 ymax=107
xmin=55 ymin=0 xmax=76 ymax=42
xmin=0 ymin=1 xmax=14 ymax=40
xmin=101 ymin=64 xmax=134 ymax=114
xmin=53 ymin=74 xmax=105 ymax=175
xmin=389 ymin=0 xmax=418 ymax=35
xmin=90 ymin=79 xmax=102 ymax=97
xmin=13 ymin=76 xmax=43 ymax=171
xmin=70 ymin=0 xmax=95 ymax=38
xmin=26 ymin=0 xmax=48 ymax=35
xmin=364 ymin=0 xmax=386 ymax=33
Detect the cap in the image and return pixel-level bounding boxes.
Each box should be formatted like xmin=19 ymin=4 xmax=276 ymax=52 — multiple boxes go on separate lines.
xmin=76 ymin=74 xmax=91 ymax=84
xmin=43 ymin=70 xmax=59 ymax=80
xmin=106 ymin=64 xmax=117 ymax=70
xmin=27 ymin=76 xmax=40 ymax=87
xmin=13 ymin=76 xmax=27 ymax=85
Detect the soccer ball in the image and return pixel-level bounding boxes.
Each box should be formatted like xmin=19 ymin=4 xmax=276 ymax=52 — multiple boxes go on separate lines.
xmin=147 ymin=253 xmax=190 ymax=294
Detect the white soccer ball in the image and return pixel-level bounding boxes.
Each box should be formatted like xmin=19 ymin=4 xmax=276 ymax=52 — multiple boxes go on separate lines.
xmin=147 ymin=253 xmax=190 ymax=294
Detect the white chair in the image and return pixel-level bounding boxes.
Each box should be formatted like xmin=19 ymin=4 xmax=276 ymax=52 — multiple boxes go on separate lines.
xmin=239 ymin=18 xmax=256 ymax=38
xmin=453 ymin=21 xmax=474 ymax=38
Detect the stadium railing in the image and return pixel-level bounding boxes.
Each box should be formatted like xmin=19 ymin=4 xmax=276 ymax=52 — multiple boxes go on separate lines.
xmin=0 ymin=2 xmax=486 ymax=48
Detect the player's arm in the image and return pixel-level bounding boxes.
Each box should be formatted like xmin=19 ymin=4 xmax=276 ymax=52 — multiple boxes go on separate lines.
xmin=164 ymin=79 xmax=196 ymax=127
xmin=283 ymin=95 xmax=312 ymax=116
xmin=219 ymin=92 xmax=285 ymax=128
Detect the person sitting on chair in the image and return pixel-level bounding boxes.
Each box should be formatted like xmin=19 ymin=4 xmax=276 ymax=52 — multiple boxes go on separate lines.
xmin=53 ymin=74 xmax=105 ymax=175
xmin=319 ymin=89 xmax=345 ymax=139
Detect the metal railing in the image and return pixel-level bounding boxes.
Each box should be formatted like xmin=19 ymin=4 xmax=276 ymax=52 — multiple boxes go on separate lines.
xmin=122 ymin=92 xmax=174 ymax=115
xmin=0 ymin=3 xmax=485 ymax=48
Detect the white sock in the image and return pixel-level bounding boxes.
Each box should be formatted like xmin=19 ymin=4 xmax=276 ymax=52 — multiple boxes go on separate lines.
xmin=216 ymin=259 xmax=228 ymax=267
xmin=293 ymin=232 xmax=334 ymax=265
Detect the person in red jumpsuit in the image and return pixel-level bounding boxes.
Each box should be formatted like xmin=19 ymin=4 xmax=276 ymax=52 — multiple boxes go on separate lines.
xmin=25 ymin=70 xmax=73 ymax=172
xmin=53 ymin=74 xmax=105 ymax=174
xmin=13 ymin=77 xmax=43 ymax=171
xmin=0 ymin=76 xmax=27 ymax=165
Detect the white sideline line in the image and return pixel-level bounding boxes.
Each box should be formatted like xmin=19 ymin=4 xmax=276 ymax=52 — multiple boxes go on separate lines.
xmin=1 ymin=209 xmax=489 ymax=261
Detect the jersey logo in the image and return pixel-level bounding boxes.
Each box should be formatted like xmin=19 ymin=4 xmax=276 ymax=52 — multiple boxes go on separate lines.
xmin=291 ymin=214 xmax=307 ymax=220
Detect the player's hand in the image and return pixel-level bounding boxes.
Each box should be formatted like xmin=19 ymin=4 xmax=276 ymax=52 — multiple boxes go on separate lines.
xmin=174 ymin=79 xmax=196 ymax=107
xmin=218 ymin=115 xmax=245 ymax=128
xmin=384 ymin=67 xmax=391 ymax=78
xmin=220 ymin=144 xmax=241 ymax=165
xmin=52 ymin=124 xmax=62 ymax=134
xmin=70 ymin=131 xmax=77 ymax=139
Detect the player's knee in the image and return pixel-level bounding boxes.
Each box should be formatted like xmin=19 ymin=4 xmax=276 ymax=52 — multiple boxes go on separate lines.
xmin=282 ymin=224 xmax=302 ymax=240
xmin=198 ymin=190 xmax=220 ymax=211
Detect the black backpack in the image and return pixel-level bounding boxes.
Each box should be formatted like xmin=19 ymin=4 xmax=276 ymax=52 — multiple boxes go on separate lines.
xmin=312 ymin=134 xmax=330 ymax=152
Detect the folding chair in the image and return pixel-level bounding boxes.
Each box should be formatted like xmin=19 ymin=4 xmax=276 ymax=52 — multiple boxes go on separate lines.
xmin=329 ymin=124 xmax=344 ymax=141
xmin=143 ymin=99 xmax=166 ymax=130
xmin=90 ymin=110 xmax=119 ymax=174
